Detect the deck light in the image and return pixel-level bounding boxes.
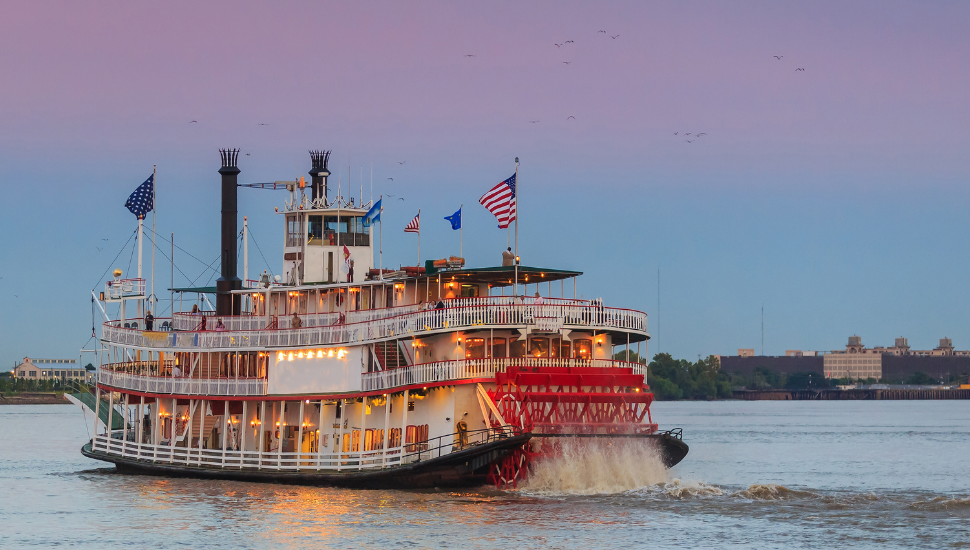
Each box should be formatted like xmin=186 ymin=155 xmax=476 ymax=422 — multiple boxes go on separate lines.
xmin=328 ymin=350 xmax=334 ymax=358
xmin=298 ymin=351 xmax=304 ymax=359
xmin=317 ymin=350 xmax=324 ymax=358
xmin=337 ymin=349 xmax=346 ymax=359
xmin=277 ymin=352 xmax=284 ymax=361
xmin=288 ymin=352 xmax=294 ymax=361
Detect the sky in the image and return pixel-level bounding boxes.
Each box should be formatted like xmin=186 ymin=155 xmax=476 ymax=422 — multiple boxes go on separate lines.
xmin=1 ymin=1 xmax=969 ymax=369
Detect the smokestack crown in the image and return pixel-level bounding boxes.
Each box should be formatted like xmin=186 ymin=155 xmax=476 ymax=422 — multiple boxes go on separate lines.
xmin=219 ymin=148 xmax=241 ymax=174
xmin=309 ymin=150 xmax=331 ymax=176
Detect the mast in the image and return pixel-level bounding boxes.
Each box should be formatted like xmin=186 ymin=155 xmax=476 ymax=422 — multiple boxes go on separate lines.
xmin=514 ymin=157 xmax=519 ymax=297
xmin=417 ymin=208 xmax=421 ymax=267
xmin=243 ymin=216 xmax=249 ymax=286
xmin=460 ymin=204 xmax=463 ymax=259
xmin=379 ymin=195 xmax=383 ymax=280
xmin=151 ymin=164 xmax=156 ymax=316
xmin=137 ymin=217 xmax=144 ymax=319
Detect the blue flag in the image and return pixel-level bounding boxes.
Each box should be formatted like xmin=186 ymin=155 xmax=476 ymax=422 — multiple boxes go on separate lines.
xmin=125 ymin=174 xmax=154 ymax=219
xmin=363 ymin=198 xmax=382 ymax=227
xmin=444 ymin=207 xmax=461 ymax=230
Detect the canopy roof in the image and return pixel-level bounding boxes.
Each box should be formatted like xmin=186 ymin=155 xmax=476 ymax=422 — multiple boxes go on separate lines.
xmin=431 ymin=266 xmax=582 ymax=288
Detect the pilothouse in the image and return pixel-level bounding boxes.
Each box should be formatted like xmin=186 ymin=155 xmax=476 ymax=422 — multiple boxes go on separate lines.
xmin=74 ymin=149 xmax=688 ymax=489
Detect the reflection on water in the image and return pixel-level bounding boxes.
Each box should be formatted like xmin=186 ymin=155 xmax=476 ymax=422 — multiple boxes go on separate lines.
xmin=3 ymin=403 xmax=970 ymax=549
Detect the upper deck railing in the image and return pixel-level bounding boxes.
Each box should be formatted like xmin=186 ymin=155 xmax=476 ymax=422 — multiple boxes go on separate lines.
xmin=96 ymin=357 xmax=646 ymax=396
xmin=102 ymin=297 xmax=646 ymax=351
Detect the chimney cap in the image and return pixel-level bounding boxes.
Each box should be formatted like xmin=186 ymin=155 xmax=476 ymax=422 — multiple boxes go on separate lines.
xmin=219 ymin=148 xmax=241 ymax=174
xmin=309 ymin=150 xmax=331 ymax=176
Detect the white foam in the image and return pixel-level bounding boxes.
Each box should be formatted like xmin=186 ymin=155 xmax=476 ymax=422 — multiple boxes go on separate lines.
xmin=519 ymin=438 xmax=669 ymax=495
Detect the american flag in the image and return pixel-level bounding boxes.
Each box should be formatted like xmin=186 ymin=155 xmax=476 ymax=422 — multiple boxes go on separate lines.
xmin=479 ymin=173 xmax=516 ymax=229
xmin=404 ymin=212 xmax=420 ymax=233
xmin=125 ymin=174 xmax=155 ymax=219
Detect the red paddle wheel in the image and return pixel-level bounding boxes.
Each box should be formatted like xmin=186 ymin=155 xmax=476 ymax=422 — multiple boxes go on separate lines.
xmin=484 ymin=365 xmax=657 ymax=489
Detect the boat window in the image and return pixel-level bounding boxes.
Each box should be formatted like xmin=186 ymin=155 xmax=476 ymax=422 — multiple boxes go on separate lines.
xmin=465 ymin=338 xmax=485 ymax=359
xmin=509 ymin=339 xmax=526 ymax=358
xmin=308 ymin=215 xmax=323 ymax=245
xmin=460 ymin=284 xmax=479 ymax=298
xmin=560 ymin=340 xmax=571 ymax=359
xmin=573 ymin=339 xmax=592 ymax=359
xmin=286 ymin=215 xmax=303 ymax=247
xmin=529 ymin=337 xmax=549 ymax=358
xmin=490 ymin=337 xmax=507 ymax=358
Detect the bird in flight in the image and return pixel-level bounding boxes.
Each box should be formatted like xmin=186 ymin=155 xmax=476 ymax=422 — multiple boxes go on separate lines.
xmin=685 ymin=132 xmax=691 ymax=136
xmin=386 ymin=194 xmax=396 ymax=197
xmin=565 ymin=40 xmax=574 ymax=44
xmin=673 ymin=132 xmax=678 ymax=135
xmin=387 ymin=177 xmax=394 ymax=181
xmin=598 ymin=30 xmax=607 ymax=33
xmin=398 ymin=161 xmax=406 ymax=165
xmin=189 ymin=120 xmax=198 ymax=123
xmin=796 ymin=67 xmax=806 ymax=71
xmin=96 ymin=247 xmax=103 ymax=252
xmin=567 ymin=116 xmax=576 ymax=120
xmin=563 ymin=61 xmax=572 ymax=65
xmin=773 ymin=55 xmax=783 ymax=60
xmin=464 ymin=54 xmax=476 ymax=57
xmin=554 ymin=43 xmax=562 ymax=48
xmin=102 ymin=238 xmax=108 ymax=241
xmin=245 ymin=153 xmax=251 ymax=156
xmin=611 ymin=35 xmax=620 ymax=39
xmin=258 ymin=123 xmax=268 ymax=126
xmin=697 ymin=133 xmax=707 ymax=137
xmin=686 ymin=140 xmax=694 ymax=144
xmin=398 ymin=197 xmax=405 ymax=201
xmin=530 ymin=120 xmax=540 ymax=124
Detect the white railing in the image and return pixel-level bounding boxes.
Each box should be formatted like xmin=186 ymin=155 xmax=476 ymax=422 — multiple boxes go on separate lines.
xmin=98 ymin=370 xmax=267 ymax=396
xmin=362 ymin=358 xmax=648 ymax=392
xmin=172 ymin=312 xmax=342 ymax=331
xmin=104 ymin=301 xmax=647 ymax=351
xmin=91 ymin=434 xmax=406 ymax=471
xmin=105 ymin=278 xmax=145 ymax=299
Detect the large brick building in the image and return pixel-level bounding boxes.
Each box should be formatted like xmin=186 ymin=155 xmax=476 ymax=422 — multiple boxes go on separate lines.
xmin=11 ymin=357 xmax=92 ymax=383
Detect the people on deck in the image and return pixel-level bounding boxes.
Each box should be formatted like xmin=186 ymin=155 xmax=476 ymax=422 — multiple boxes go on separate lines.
xmin=145 ymin=310 xmax=154 ymax=331
xmin=215 ymin=319 xmax=225 ymax=331
xmin=533 ymin=292 xmax=544 ymax=305
xmin=291 ymin=313 xmax=302 ymax=329
xmin=502 ymin=247 xmax=514 ymax=266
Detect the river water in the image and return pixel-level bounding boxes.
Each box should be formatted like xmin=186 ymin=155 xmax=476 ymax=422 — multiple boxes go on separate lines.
xmin=2 ymin=401 xmax=969 ymax=549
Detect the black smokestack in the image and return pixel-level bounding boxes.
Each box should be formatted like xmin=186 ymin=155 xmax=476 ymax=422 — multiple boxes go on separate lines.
xmin=309 ymin=150 xmax=331 ymax=203
xmin=217 ymin=148 xmax=242 ymax=315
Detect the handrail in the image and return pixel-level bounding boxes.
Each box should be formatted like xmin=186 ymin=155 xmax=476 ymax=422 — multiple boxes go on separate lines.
xmin=362 ymin=357 xmax=648 ymax=392
xmin=98 ymin=370 xmax=267 ymax=396
xmin=103 ymin=300 xmax=647 ymax=351
xmin=95 ymin=357 xmax=646 ymax=396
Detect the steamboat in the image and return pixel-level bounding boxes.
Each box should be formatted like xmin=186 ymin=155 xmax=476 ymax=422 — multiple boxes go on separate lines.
xmin=72 ymin=149 xmax=688 ymax=489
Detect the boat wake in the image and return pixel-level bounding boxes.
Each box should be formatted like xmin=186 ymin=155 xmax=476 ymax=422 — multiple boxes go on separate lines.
xmin=518 ymin=438 xmax=669 ymax=495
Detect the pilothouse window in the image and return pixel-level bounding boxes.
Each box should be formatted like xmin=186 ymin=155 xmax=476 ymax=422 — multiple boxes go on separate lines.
xmin=286 ymin=215 xmax=304 ymax=247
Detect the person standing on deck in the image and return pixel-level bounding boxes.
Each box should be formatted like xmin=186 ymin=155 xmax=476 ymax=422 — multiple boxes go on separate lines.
xmin=502 ymin=247 xmax=514 ymax=266
xmin=144 ymin=310 xmax=154 ymax=330
xmin=291 ymin=312 xmax=302 ymax=329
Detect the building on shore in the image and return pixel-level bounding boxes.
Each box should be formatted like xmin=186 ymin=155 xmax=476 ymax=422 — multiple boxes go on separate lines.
xmin=11 ymin=357 xmax=92 ymax=383
xmin=721 ymin=336 xmax=970 ymax=382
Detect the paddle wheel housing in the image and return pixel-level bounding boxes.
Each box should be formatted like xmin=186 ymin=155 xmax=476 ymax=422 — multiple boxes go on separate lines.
xmin=485 ymin=365 xmax=657 ymax=488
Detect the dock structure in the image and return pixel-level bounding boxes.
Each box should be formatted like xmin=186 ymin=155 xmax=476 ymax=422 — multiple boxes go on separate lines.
xmin=733 ymin=388 xmax=970 ymax=401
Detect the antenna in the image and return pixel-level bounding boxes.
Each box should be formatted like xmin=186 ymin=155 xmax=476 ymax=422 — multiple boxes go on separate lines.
xmin=761 ymin=304 xmax=764 ymax=356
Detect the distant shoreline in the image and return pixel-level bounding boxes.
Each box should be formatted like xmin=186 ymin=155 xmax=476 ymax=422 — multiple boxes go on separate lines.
xmin=0 ymin=395 xmax=69 ymax=405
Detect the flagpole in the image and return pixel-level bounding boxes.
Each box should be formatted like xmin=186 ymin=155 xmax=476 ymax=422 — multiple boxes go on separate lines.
xmin=417 ymin=209 xmax=421 ymax=266
xmin=151 ymin=164 xmax=156 ymax=316
xmin=514 ymin=157 xmax=519 ymax=297
xmin=137 ymin=217 xmax=144 ymax=320
xmin=379 ymin=195 xmax=383 ymax=280
xmin=460 ymin=204 xmax=463 ymax=259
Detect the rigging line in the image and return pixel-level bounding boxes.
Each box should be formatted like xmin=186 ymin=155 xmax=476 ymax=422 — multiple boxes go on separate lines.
xmin=152 ymin=232 xmax=221 ymax=275
xmin=91 ymin=227 xmax=137 ymax=290
xmin=186 ymin=255 xmax=221 ymax=289
xmin=145 ymin=233 xmax=195 ymax=289
xmin=125 ymin=233 xmax=137 ymax=283
xmin=248 ymin=232 xmax=275 ymax=277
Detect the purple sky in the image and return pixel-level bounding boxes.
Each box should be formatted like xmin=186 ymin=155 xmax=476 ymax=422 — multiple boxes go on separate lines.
xmin=2 ymin=1 xmax=970 ymax=368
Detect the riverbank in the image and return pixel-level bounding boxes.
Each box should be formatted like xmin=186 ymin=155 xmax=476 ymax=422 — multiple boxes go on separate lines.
xmin=733 ymin=388 xmax=970 ymax=400
xmin=0 ymin=393 xmax=69 ymax=405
